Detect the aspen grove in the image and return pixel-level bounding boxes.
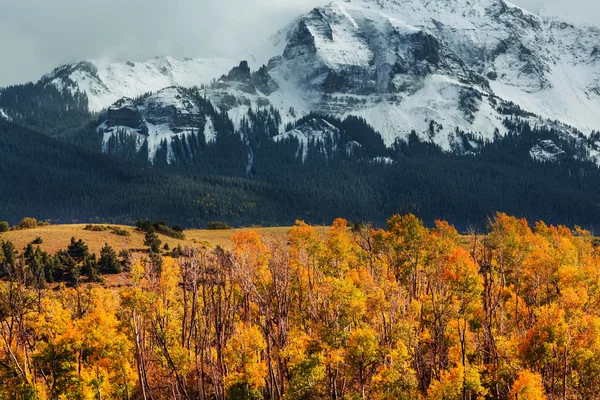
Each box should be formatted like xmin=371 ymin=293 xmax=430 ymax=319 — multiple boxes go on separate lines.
xmin=1 ymin=213 xmax=599 ymax=399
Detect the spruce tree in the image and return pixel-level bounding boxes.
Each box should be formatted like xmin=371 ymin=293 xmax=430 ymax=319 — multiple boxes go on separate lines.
xmin=82 ymin=255 xmax=100 ymax=281
xmin=98 ymin=243 xmax=120 ymax=274
xmin=67 ymin=237 xmax=89 ymax=262
xmin=144 ymin=230 xmax=162 ymax=254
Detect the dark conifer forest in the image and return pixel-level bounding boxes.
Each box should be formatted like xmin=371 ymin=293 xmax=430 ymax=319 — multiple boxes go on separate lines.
xmin=2 ymin=83 xmax=600 ymax=230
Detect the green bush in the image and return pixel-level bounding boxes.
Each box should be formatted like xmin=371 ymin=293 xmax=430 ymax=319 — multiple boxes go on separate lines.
xmin=110 ymin=226 xmax=130 ymax=237
xmin=0 ymin=221 xmax=9 ymax=232
xmin=84 ymin=225 xmax=130 ymax=237
xmin=136 ymin=220 xmax=184 ymax=240
xmin=84 ymin=224 xmax=108 ymax=232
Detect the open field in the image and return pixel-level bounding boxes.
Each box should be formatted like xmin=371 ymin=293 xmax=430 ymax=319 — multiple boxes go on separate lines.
xmin=0 ymin=224 xmax=329 ymax=255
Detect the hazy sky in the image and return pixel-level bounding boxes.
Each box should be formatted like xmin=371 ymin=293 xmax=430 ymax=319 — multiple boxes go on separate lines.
xmin=0 ymin=0 xmax=598 ymax=87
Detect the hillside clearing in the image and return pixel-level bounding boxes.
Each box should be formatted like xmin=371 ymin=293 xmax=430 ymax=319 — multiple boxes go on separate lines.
xmin=0 ymin=224 xmax=328 ymax=254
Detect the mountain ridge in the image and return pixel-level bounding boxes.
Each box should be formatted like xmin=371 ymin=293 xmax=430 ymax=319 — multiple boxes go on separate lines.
xmin=5 ymin=0 xmax=598 ymax=159
xmin=3 ymin=0 xmax=600 ymax=167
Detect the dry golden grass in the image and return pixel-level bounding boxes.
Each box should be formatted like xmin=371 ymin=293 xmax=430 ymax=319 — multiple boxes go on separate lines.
xmin=0 ymin=224 xmax=186 ymax=255
xmin=185 ymin=226 xmax=330 ymax=249
xmin=0 ymin=224 xmax=331 ymax=255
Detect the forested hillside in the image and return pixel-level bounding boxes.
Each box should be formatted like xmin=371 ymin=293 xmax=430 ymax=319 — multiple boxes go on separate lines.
xmin=0 ymin=213 xmax=598 ymax=399
xmin=3 ymin=116 xmax=600 ymax=230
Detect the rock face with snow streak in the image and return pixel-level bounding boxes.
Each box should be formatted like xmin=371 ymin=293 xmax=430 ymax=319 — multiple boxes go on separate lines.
xmin=529 ymin=139 xmax=568 ymax=163
xmin=273 ymin=118 xmax=342 ymax=162
xmin=99 ymin=87 xmax=215 ymax=162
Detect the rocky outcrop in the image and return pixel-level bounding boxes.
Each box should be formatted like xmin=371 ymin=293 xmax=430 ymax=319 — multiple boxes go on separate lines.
xmin=106 ymin=98 xmax=144 ymax=131
xmin=99 ymin=87 xmax=214 ymax=162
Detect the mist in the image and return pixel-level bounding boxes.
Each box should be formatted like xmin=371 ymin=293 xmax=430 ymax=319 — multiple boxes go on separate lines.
xmin=0 ymin=0 xmax=598 ymax=87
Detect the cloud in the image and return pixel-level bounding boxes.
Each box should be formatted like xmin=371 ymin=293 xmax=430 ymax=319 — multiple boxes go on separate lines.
xmin=0 ymin=0 xmax=323 ymax=86
xmin=0 ymin=0 xmax=598 ymax=87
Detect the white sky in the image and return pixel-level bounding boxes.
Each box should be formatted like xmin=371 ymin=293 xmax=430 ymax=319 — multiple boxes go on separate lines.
xmin=0 ymin=0 xmax=597 ymax=87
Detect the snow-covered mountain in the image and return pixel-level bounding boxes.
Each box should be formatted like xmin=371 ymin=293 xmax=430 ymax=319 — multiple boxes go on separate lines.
xmin=261 ymin=0 xmax=600 ymax=147
xmin=42 ymin=56 xmax=239 ymax=112
xmin=20 ymin=0 xmax=600 ymax=162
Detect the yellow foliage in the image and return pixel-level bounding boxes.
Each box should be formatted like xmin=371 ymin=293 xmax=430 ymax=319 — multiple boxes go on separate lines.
xmin=509 ymin=370 xmax=546 ymax=400
xmin=224 ymin=322 xmax=268 ymax=390
xmin=3 ymin=213 xmax=600 ymax=399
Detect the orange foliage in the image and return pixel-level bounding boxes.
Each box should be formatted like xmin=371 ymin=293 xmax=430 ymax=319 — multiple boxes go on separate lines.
xmin=1 ymin=213 xmax=600 ymax=399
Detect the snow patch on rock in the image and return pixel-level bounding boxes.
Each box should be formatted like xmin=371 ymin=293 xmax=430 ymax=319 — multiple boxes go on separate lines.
xmin=273 ymin=118 xmax=340 ymax=162
xmin=0 ymin=108 xmax=10 ymax=121
xmin=529 ymin=140 xmax=567 ymax=162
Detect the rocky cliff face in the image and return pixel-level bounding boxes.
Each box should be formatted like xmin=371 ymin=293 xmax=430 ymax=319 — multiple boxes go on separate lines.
xmin=99 ymin=87 xmax=214 ymax=162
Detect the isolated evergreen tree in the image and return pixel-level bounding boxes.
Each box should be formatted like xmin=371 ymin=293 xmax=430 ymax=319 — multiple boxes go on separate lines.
xmin=98 ymin=243 xmax=121 ymax=274
xmin=144 ymin=230 xmax=162 ymax=254
xmin=62 ymin=256 xmax=80 ymax=286
xmin=119 ymin=250 xmax=132 ymax=272
xmin=67 ymin=237 xmax=89 ymax=262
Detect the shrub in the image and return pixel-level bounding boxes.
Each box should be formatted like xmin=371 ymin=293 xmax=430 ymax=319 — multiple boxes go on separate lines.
xmin=110 ymin=226 xmax=130 ymax=237
xmin=207 ymin=221 xmax=231 ymax=230
xmin=137 ymin=219 xmax=184 ymax=240
xmin=136 ymin=220 xmax=154 ymax=233
xmin=0 ymin=221 xmax=9 ymax=232
xmin=154 ymin=223 xmax=185 ymax=240
xmin=84 ymin=225 xmax=130 ymax=237
xmin=84 ymin=224 xmax=108 ymax=232
xmin=19 ymin=217 xmax=37 ymax=230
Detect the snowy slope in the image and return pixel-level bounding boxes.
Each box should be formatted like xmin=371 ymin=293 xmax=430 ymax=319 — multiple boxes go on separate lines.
xmin=43 ymin=57 xmax=239 ymax=112
xmin=38 ymin=29 xmax=291 ymax=114
xmin=258 ymin=0 xmax=600 ymax=147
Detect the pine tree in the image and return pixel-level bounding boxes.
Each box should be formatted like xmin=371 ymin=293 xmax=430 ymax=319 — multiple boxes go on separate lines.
xmin=67 ymin=237 xmax=89 ymax=262
xmin=82 ymin=254 xmax=100 ymax=281
xmin=98 ymin=243 xmax=121 ymax=274
xmin=144 ymin=230 xmax=162 ymax=254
